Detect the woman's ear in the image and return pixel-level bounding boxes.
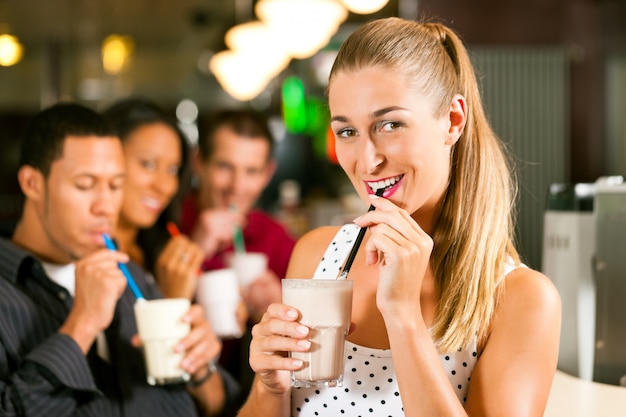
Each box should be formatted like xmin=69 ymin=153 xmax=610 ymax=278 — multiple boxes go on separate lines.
xmin=446 ymin=94 xmax=467 ymax=145
xmin=17 ymin=165 xmax=44 ymax=201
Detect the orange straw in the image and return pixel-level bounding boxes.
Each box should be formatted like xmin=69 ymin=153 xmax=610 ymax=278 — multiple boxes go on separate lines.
xmin=167 ymin=221 xmax=181 ymax=237
xmin=167 ymin=221 xmax=203 ymax=275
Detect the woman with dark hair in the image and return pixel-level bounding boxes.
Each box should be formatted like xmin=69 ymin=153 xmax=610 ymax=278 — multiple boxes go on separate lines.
xmin=103 ymin=98 xmax=247 ymax=416
xmin=103 ymin=98 xmax=203 ymax=300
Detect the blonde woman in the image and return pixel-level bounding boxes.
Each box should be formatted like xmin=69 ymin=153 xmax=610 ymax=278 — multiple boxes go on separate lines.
xmin=238 ymin=17 xmax=561 ymax=417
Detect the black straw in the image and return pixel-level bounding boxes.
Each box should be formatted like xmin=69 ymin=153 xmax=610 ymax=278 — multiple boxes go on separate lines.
xmin=338 ymin=188 xmax=385 ymax=279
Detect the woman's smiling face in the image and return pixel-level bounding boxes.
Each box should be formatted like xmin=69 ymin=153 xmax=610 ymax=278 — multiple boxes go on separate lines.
xmin=120 ymin=122 xmax=182 ymax=229
xmin=328 ymin=65 xmax=461 ymax=218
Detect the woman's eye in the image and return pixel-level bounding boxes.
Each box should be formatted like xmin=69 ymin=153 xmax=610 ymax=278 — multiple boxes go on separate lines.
xmin=336 ymin=128 xmax=357 ymax=138
xmin=167 ymin=165 xmax=180 ymax=176
xmin=141 ymin=160 xmax=156 ymax=170
xmin=378 ymin=121 xmax=402 ymax=132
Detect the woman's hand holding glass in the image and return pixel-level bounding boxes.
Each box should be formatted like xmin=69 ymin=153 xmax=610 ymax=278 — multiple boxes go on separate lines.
xmin=248 ymin=303 xmax=311 ymax=395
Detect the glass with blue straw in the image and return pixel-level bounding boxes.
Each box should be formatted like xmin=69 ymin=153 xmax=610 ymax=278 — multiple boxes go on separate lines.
xmin=103 ymin=233 xmax=192 ymax=385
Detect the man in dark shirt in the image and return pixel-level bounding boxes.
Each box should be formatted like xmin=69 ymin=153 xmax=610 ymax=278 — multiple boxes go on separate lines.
xmin=0 ymin=102 xmax=236 ymax=416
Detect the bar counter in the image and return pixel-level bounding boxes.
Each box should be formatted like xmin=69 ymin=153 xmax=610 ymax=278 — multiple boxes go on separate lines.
xmin=544 ymin=370 xmax=626 ymax=416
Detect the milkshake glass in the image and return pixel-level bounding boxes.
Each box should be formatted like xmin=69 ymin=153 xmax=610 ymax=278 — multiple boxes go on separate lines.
xmin=134 ymin=298 xmax=191 ymax=385
xmin=196 ymin=268 xmax=242 ymax=338
xmin=281 ymin=278 xmax=353 ymax=388
xmin=227 ymin=252 xmax=268 ymax=289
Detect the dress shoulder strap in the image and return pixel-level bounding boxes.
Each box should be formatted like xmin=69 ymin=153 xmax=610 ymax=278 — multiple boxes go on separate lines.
xmin=312 ymin=224 xmax=360 ymax=279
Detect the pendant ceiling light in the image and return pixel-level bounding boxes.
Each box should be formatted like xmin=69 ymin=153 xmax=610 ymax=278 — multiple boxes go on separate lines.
xmin=255 ymin=0 xmax=348 ymax=60
xmin=212 ymin=0 xmax=391 ymax=101
xmin=210 ymin=48 xmax=287 ymax=102
xmin=224 ymin=20 xmax=289 ymax=65
xmin=0 ymin=33 xmax=23 ymax=67
xmin=101 ymin=34 xmax=134 ymax=75
xmin=339 ymin=0 xmax=390 ymax=14
xmin=211 ymin=21 xmax=291 ymax=101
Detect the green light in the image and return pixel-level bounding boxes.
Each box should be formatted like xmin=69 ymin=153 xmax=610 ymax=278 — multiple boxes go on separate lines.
xmin=305 ymin=98 xmax=330 ymax=160
xmin=281 ymin=76 xmax=307 ymax=133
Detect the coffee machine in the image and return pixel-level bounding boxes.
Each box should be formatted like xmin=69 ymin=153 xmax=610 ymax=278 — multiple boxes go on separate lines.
xmin=543 ymin=176 xmax=626 ymax=385
xmin=542 ymin=182 xmax=596 ymax=381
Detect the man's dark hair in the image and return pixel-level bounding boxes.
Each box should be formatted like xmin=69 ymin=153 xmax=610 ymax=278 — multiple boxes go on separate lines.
xmin=19 ymin=102 xmax=117 ymax=177
xmin=197 ymin=109 xmax=274 ymax=162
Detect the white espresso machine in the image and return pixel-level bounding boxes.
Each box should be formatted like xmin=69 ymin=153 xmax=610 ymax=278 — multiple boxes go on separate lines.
xmin=542 ymin=182 xmax=596 ymax=381
xmin=543 ymin=176 xmax=626 ymax=385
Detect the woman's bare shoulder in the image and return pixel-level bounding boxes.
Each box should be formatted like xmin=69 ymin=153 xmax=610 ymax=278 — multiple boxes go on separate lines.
xmin=469 ymin=266 xmax=561 ymax=414
xmin=501 ymin=266 xmax=561 ymax=313
xmin=285 ymin=225 xmax=343 ymax=278
xmin=484 ymin=265 xmax=561 ymax=349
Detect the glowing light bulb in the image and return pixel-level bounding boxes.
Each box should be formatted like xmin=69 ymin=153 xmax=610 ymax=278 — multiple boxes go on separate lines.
xmin=339 ymin=0 xmax=389 ymax=14
xmin=0 ymin=34 xmax=24 ymax=67
xmin=101 ymin=34 xmax=134 ymax=75
xmin=255 ymin=0 xmax=348 ymax=59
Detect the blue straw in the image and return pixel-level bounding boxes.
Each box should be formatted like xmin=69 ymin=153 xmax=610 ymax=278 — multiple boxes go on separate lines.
xmin=102 ymin=233 xmax=145 ymax=300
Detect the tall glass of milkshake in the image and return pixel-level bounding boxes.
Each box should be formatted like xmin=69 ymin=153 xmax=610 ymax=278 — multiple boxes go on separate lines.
xmin=134 ymin=298 xmax=191 ymax=385
xmin=281 ymin=279 xmax=353 ymax=388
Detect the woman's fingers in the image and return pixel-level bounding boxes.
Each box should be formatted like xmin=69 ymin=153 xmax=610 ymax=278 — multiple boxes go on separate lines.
xmin=249 ymin=303 xmax=311 ymax=372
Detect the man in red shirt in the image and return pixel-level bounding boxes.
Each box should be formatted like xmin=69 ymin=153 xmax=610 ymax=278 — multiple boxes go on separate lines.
xmin=180 ymin=109 xmax=297 ymax=397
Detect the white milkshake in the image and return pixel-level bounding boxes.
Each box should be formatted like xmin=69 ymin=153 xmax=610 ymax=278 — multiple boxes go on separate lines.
xmin=227 ymin=252 xmax=268 ymax=289
xmin=196 ymin=268 xmax=242 ymax=338
xmin=134 ymin=298 xmax=191 ymax=385
xmin=282 ymin=279 xmax=353 ymax=387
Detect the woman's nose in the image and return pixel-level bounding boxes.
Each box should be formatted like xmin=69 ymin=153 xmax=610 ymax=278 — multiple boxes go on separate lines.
xmin=359 ymin=137 xmax=384 ymax=174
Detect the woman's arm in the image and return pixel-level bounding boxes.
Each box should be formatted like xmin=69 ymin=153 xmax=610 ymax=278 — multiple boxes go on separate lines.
xmin=359 ymin=196 xmax=469 ymax=416
xmin=358 ymin=195 xmax=561 ymax=416
xmin=236 ymin=375 xmax=291 ymax=417
xmin=384 ymin=267 xmax=561 ymax=417
xmin=464 ymin=268 xmax=561 ymax=416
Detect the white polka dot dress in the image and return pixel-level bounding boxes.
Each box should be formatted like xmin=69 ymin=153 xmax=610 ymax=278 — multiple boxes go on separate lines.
xmin=291 ymin=339 xmax=477 ymax=417
xmin=293 ymin=225 xmax=521 ymax=416
xmin=312 ymin=224 xmax=361 ymax=279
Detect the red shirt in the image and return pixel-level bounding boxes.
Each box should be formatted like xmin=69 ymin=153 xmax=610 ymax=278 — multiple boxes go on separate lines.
xmin=180 ymin=193 xmax=296 ymax=279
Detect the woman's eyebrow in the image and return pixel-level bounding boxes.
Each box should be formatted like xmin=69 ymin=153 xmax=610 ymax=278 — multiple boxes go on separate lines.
xmin=331 ymin=106 xmax=407 ymax=123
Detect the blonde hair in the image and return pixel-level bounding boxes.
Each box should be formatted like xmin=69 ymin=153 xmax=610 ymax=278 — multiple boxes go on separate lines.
xmin=329 ymin=17 xmax=520 ymax=353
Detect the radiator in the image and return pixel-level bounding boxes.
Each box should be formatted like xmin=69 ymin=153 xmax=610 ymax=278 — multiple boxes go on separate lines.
xmin=470 ymin=46 xmax=570 ymax=269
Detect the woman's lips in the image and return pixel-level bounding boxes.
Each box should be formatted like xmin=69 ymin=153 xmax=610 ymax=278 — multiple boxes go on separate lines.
xmin=380 ymin=180 xmax=402 ymax=198
xmin=141 ymin=196 xmax=164 ymax=213
xmin=365 ymin=174 xmax=404 ymax=198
